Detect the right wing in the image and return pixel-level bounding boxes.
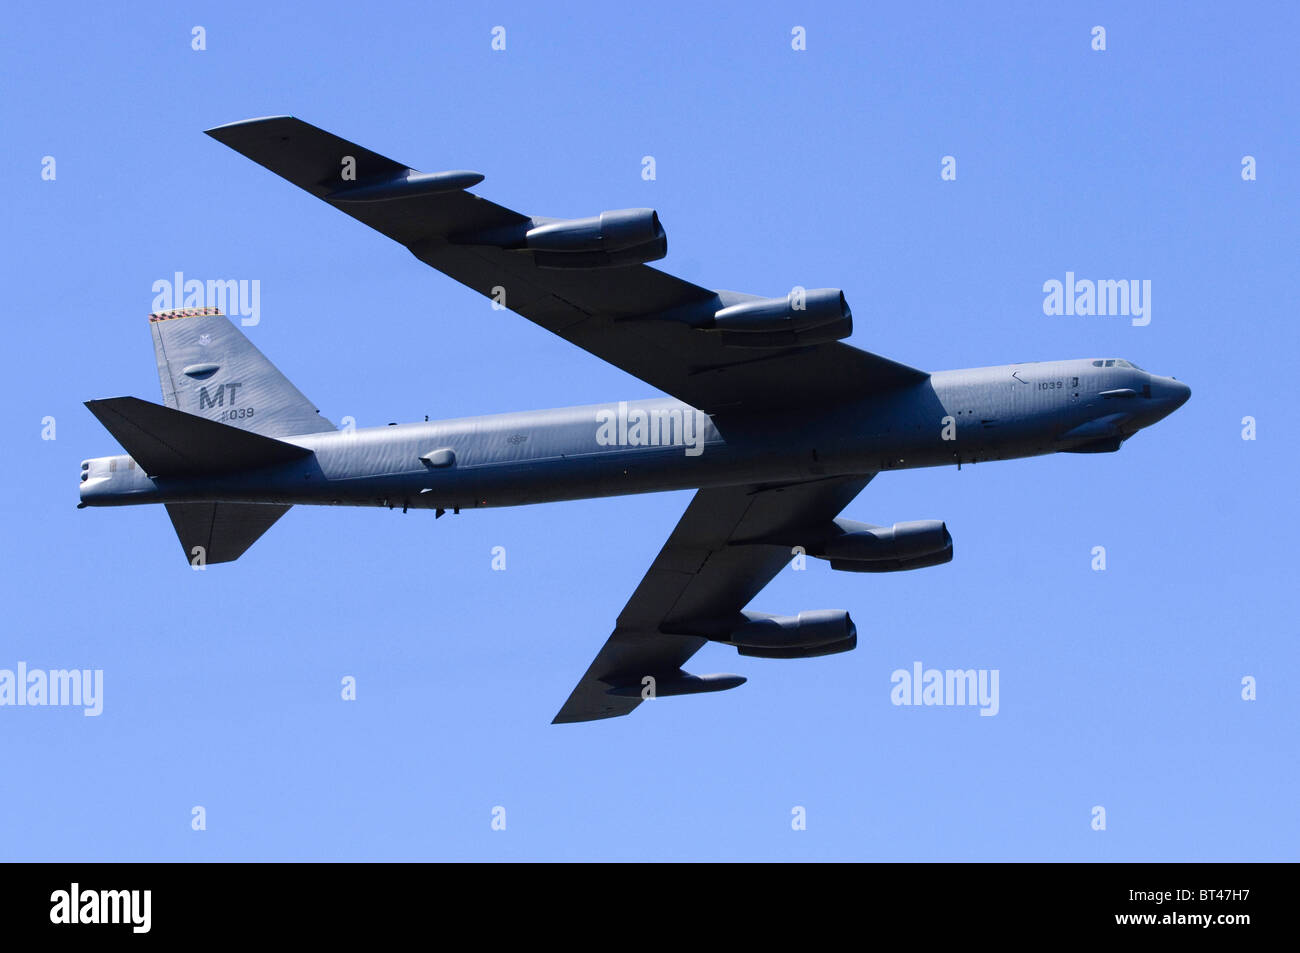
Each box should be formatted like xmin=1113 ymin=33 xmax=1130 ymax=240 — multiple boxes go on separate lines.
xmin=553 ymin=475 xmax=874 ymax=723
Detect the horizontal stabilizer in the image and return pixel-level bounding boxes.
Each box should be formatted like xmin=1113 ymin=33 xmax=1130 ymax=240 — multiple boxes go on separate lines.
xmin=85 ymin=396 xmax=312 ymax=477
xmin=166 ymin=502 xmax=290 ymax=565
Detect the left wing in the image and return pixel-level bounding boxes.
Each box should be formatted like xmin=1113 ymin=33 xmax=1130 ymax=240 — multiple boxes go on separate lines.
xmin=553 ymin=474 xmax=873 ymax=723
xmin=206 ymin=117 xmax=927 ymax=415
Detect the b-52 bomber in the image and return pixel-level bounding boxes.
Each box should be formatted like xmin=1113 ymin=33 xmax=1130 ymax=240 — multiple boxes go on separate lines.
xmin=79 ymin=117 xmax=1189 ymax=722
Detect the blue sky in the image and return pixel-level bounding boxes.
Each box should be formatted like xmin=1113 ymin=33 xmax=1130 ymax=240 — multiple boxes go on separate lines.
xmin=1 ymin=1 xmax=1296 ymax=860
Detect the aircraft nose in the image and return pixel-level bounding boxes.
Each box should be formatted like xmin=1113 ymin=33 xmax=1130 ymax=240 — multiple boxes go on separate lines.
xmin=1160 ymin=377 xmax=1191 ymax=410
xmin=1147 ymin=375 xmax=1190 ymax=415
xmin=1169 ymin=378 xmax=1191 ymax=409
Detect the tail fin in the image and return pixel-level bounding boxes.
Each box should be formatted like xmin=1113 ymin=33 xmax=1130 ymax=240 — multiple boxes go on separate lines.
xmin=149 ymin=307 xmax=334 ymax=437
xmin=84 ymin=396 xmax=312 ymax=566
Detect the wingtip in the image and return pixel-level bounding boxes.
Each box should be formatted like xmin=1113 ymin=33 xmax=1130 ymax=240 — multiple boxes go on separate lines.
xmin=551 ymin=703 xmax=631 ymax=725
xmin=204 ymin=115 xmax=297 ymax=138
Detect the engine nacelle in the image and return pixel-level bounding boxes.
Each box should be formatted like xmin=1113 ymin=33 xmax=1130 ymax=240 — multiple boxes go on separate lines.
xmin=819 ymin=520 xmax=953 ymax=573
xmin=738 ymin=633 xmax=858 ymax=659
xmin=707 ymin=289 xmax=852 ymax=348
xmin=724 ymin=609 xmax=856 ymax=654
xmin=829 ymin=549 xmax=952 ymax=574
xmin=822 ymin=520 xmax=949 ymax=561
xmin=524 ymin=209 xmax=666 ymax=268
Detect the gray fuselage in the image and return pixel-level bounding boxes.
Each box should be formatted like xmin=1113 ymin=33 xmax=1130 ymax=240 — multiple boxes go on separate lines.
xmin=80 ymin=358 xmax=1190 ymax=512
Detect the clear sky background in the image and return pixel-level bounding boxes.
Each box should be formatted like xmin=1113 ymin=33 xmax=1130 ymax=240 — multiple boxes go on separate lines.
xmin=2 ymin=1 xmax=1296 ymax=860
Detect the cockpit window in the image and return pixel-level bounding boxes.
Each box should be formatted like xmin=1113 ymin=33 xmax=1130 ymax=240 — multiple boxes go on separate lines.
xmin=1093 ymin=358 xmax=1144 ymax=370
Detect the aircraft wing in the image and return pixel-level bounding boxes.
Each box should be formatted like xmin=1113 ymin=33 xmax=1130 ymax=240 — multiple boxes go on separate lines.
xmin=552 ymin=474 xmax=873 ymax=723
xmin=206 ymin=116 xmax=927 ymax=414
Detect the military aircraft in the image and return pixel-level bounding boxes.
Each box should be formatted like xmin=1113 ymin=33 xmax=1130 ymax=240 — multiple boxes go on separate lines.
xmin=79 ymin=117 xmax=1190 ymax=723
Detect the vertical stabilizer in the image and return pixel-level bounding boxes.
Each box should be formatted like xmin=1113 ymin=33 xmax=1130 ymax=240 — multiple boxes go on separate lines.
xmin=149 ymin=308 xmax=335 ymax=437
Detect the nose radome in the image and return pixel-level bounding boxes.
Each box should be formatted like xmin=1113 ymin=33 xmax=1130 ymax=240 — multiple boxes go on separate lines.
xmin=1148 ymin=375 xmax=1190 ymax=412
xmin=1164 ymin=377 xmax=1190 ymax=410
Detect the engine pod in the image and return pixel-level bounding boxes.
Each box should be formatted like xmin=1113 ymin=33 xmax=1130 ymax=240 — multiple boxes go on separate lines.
xmin=726 ymin=609 xmax=856 ymax=650
xmin=707 ymin=289 xmax=852 ymax=348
